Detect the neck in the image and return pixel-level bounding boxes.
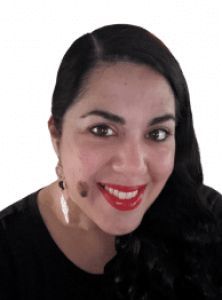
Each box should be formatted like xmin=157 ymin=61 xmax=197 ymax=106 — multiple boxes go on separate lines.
xmin=38 ymin=182 xmax=117 ymax=274
xmin=51 ymin=181 xmax=117 ymax=260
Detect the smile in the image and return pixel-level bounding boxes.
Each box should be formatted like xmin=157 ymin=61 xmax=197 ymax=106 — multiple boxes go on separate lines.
xmin=97 ymin=182 xmax=146 ymax=211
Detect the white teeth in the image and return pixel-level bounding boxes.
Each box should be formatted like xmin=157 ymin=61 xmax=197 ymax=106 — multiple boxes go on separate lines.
xmin=113 ymin=189 xmax=119 ymax=197
xmin=104 ymin=185 xmax=138 ymax=200
xmin=118 ymin=192 xmax=126 ymax=199
xmin=127 ymin=191 xmax=138 ymax=198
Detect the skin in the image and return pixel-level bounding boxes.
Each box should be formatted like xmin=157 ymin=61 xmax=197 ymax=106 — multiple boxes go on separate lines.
xmin=37 ymin=61 xmax=176 ymax=274
xmin=77 ymin=180 xmax=89 ymax=197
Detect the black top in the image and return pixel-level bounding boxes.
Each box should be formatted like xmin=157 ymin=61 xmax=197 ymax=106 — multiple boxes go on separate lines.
xmin=0 ymin=186 xmax=222 ymax=300
xmin=0 ymin=190 xmax=114 ymax=300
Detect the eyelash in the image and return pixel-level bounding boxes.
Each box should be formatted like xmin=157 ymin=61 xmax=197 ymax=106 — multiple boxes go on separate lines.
xmin=89 ymin=124 xmax=172 ymax=142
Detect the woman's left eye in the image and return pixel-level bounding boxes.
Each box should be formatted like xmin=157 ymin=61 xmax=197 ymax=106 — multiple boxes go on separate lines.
xmin=148 ymin=129 xmax=170 ymax=142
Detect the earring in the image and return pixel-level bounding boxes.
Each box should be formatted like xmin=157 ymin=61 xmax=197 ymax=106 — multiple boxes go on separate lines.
xmin=60 ymin=193 xmax=69 ymax=224
xmin=56 ymin=161 xmax=66 ymax=190
xmin=58 ymin=181 xmax=65 ymax=190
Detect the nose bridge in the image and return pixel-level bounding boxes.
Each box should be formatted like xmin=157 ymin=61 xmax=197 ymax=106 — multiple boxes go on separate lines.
xmin=112 ymin=135 xmax=148 ymax=175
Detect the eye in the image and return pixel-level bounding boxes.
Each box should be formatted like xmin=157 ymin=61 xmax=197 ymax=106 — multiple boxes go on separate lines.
xmin=89 ymin=124 xmax=115 ymax=137
xmin=148 ymin=129 xmax=170 ymax=142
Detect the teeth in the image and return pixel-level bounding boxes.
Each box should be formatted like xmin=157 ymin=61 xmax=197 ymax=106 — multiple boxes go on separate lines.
xmin=113 ymin=189 xmax=119 ymax=197
xmin=104 ymin=185 xmax=138 ymax=200
xmin=118 ymin=192 xmax=126 ymax=199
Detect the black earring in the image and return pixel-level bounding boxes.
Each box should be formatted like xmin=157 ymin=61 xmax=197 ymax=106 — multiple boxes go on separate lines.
xmin=58 ymin=181 xmax=65 ymax=190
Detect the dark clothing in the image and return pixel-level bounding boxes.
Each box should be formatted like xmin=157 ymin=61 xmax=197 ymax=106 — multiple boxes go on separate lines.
xmin=0 ymin=186 xmax=222 ymax=299
xmin=0 ymin=190 xmax=111 ymax=300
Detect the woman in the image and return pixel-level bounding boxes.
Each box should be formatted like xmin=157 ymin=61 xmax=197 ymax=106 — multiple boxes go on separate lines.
xmin=0 ymin=24 xmax=222 ymax=300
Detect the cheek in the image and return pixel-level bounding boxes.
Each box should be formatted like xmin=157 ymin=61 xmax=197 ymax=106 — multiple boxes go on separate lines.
xmin=61 ymin=143 xmax=109 ymax=181
xmin=149 ymin=143 xmax=175 ymax=180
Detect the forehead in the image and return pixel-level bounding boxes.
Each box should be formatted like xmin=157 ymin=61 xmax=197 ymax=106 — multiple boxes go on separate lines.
xmin=67 ymin=62 xmax=175 ymax=118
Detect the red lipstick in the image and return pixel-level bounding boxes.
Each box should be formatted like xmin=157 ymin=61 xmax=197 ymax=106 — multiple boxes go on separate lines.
xmin=97 ymin=183 xmax=146 ymax=211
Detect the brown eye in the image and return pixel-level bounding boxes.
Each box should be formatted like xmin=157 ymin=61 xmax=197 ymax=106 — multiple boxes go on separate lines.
xmin=89 ymin=124 xmax=114 ymax=137
xmin=149 ymin=129 xmax=169 ymax=142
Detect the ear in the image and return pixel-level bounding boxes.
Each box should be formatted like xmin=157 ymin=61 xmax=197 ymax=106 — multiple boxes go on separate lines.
xmin=48 ymin=116 xmax=61 ymax=157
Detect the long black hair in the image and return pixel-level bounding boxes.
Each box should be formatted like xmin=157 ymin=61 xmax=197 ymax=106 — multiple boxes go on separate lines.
xmin=52 ymin=24 xmax=222 ymax=299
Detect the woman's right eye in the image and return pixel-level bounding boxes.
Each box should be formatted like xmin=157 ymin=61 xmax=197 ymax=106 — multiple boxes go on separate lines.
xmin=89 ymin=124 xmax=115 ymax=137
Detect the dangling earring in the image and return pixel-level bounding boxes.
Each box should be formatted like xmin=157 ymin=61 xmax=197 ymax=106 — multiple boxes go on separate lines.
xmin=55 ymin=160 xmax=70 ymax=224
xmin=58 ymin=180 xmax=65 ymax=190
xmin=60 ymin=193 xmax=69 ymax=224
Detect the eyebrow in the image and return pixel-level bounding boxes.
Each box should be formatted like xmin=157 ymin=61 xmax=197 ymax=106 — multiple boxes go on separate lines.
xmin=80 ymin=109 xmax=176 ymax=126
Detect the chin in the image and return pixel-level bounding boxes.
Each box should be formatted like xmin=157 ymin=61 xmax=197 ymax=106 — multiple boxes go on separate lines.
xmin=102 ymin=219 xmax=142 ymax=236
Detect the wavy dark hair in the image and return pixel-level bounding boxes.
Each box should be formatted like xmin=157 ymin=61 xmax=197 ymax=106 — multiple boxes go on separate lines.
xmin=51 ymin=24 xmax=222 ymax=299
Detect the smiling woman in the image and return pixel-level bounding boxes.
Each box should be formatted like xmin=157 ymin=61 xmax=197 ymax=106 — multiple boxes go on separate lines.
xmin=0 ymin=24 xmax=222 ymax=300
xmin=49 ymin=62 xmax=176 ymax=236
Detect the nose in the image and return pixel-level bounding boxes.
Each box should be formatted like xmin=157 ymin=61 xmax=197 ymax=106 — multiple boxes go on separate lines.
xmin=111 ymin=138 xmax=148 ymax=177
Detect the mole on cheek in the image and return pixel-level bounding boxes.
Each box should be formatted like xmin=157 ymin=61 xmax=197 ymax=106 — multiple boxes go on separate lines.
xmin=77 ymin=181 xmax=89 ymax=197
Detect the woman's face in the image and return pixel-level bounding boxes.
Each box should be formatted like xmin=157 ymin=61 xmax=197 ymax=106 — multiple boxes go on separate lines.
xmin=50 ymin=62 xmax=176 ymax=236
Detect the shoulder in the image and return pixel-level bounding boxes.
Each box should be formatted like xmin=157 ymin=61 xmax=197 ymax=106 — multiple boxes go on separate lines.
xmin=0 ymin=191 xmax=40 ymax=295
xmin=0 ymin=190 xmax=40 ymax=244
xmin=0 ymin=191 xmax=38 ymax=232
xmin=197 ymin=184 xmax=222 ymax=217
xmin=0 ymin=190 xmax=42 ymax=251
xmin=0 ymin=190 xmax=40 ymax=261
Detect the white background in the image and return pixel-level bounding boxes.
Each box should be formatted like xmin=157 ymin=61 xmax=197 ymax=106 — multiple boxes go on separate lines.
xmin=0 ymin=0 xmax=221 ymax=210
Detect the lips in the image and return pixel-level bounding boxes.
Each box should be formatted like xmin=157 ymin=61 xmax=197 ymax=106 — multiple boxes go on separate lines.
xmin=97 ymin=182 xmax=146 ymax=211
